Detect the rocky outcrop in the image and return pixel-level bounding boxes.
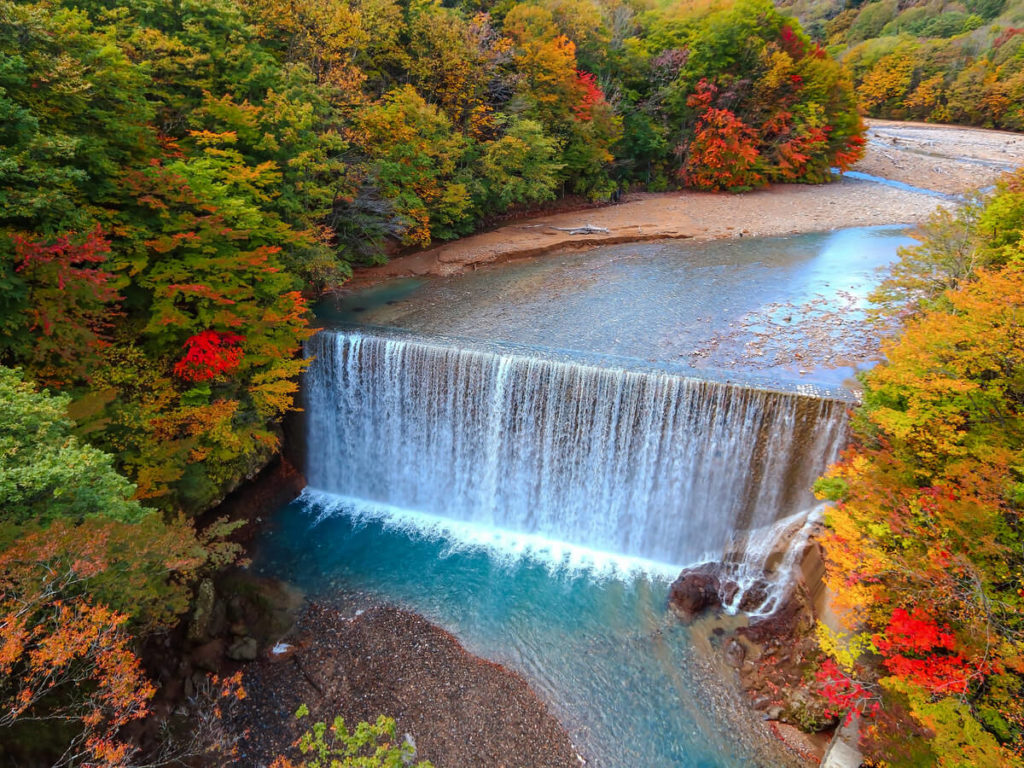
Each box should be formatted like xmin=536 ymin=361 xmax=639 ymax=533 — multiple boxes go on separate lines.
xmin=668 ymin=564 xmax=775 ymax=624
xmin=668 ymin=565 xmax=723 ymax=622
xmin=671 ymin=536 xmax=844 ymax=765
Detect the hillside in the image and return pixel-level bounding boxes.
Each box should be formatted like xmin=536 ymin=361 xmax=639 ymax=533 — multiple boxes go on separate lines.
xmin=775 ymin=0 xmax=1024 ymax=128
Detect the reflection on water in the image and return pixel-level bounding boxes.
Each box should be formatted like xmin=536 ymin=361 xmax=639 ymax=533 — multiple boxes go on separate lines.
xmin=318 ymin=225 xmax=916 ymax=387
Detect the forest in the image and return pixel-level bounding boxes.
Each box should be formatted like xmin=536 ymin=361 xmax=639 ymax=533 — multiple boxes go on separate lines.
xmin=777 ymin=0 xmax=1024 ymax=128
xmin=0 ymin=0 xmax=1021 ymax=764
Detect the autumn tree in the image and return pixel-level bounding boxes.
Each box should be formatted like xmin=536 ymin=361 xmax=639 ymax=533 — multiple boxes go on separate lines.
xmin=814 ymin=174 xmax=1024 ymax=765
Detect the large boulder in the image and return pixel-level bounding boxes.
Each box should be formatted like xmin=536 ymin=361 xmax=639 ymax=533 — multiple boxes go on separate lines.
xmin=668 ymin=566 xmax=722 ymax=622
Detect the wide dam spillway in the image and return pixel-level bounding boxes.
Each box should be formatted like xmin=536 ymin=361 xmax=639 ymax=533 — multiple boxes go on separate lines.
xmin=304 ymin=327 xmax=851 ymax=569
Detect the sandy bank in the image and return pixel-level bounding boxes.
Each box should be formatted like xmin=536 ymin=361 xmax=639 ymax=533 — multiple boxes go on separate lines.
xmin=347 ymin=119 xmax=1021 ymax=284
xmin=349 ymin=178 xmax=948 ymax=282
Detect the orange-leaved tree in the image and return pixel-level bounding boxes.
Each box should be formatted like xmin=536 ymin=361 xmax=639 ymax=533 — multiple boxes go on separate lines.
xmin=814 ymin=199 xmax=1024 ymax=764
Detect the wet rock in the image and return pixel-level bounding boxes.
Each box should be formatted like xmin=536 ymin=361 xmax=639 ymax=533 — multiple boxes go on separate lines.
xmin=724 ymin=638 xmax=746 ymax=668
xmin=737 ymin=581 xmax=769 ymax=613
xmin=668 ymin=567 xmax=722 ymax=622
xmin=720 ymin=580 xmax=740 ymax=606
xmin=188 ymin=578 xmax=215 ymax=642
xmin=207 ymin=597 xmax=228 ymax=639
xmin=227 ymin=636 xmax=259 ymax=662
xmin=216 ymin=569 xmax=304 ymax=647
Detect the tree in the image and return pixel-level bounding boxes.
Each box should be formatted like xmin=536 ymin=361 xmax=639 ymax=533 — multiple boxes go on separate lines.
xmin=2 ymin=228 xmax=122 ymax=385
xmin=813 ymin=178 xmax=1024 ymax=764
xmin=272 ymin=706 xmax=434 ymax=768
xmin=0 ymin=367 xmax=142 ymax=526
xmin=681 ymin=81 xmax=763 ymax=191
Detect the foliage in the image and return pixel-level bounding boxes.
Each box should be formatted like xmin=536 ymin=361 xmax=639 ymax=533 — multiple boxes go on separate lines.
xmin=615 ymin=0 xmax=862 ymax=190
xmin=779 ymin=0 xmax=1024 ymax=128
xmin=3 ymin=228 xmax=122 ymax=385
xmin=271 ymin=705 xmax=434 ymax=768
xmin=0 ymin=505 xmax=225 ymax=766
xmin=682 ymin=82 xmax=763 ymax=191
xmin=814 ymin=172 xmax=1024 ymax=765
xmin=0 ymin=367 xmax=142 ymax=526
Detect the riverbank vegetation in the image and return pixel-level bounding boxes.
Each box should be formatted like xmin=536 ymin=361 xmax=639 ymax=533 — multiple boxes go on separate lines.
xmin=776 ymin=0 xmax=1024 ymax=129
xmin=814 ymin=169 xmax=1024 ymax=766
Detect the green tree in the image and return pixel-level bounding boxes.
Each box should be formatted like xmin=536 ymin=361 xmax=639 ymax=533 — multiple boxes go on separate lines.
xmin=272 ymin=707 xmax=434 ymax=768
xmin=0 ymin=367 xmax=142 ymax=525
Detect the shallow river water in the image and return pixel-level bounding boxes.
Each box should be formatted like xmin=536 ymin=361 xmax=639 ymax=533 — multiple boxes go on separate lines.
xmin=318 ymin=225 xmax=917 ymax=387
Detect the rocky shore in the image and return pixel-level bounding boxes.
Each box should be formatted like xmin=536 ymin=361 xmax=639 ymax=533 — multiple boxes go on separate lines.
xmin=228 ymin=599 xmax=582 ymax=768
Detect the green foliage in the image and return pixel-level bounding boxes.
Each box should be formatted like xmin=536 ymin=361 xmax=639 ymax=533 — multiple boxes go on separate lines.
xmin=786 ymin=0 xmax=1024 ymax=127
xmin=478 ymin=117 xmax=564 ymax=208
xmin=616 ymin=0 xmax=863 ymax=191
xmin=272 ymin=707 xmax=434 ymax=768
xmin=847 ymin=0 xmax=898 ymax=43
xmin=0 ymin=367 xmax=142 ymax=525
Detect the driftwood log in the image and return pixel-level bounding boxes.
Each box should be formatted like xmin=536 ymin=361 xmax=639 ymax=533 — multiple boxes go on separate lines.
xmin=548 ymin=224 xmax=611 ymax=235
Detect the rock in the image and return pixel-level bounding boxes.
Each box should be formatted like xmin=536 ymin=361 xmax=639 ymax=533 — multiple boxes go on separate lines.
xmin=668 ymin=567 xmax=722 ymax=622
xmin=724 ymin=638 xmax=746 ymax=668
xmin=207 ymin=597 xmax=228 ymax=639
xmin=720 ymin=580 xmax=740 ymax=606
xmin=766 ymin=705 xmax=784 ymax=720
xmin=822 ymin=713 xmax=862 ymax=768
xmin=188 ymin=578 xmax=216 ymax=642
xmin=227 ymin=636 xmax=259 ymax=662
xmin=738 ymin=580 xmax=769 ymax=613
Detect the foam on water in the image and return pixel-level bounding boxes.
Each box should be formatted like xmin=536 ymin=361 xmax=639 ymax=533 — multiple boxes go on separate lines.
xmin=303 ymin=488 xmax=825 ymax=616
xmin=303 ymin=488 xmax=685 ymax=580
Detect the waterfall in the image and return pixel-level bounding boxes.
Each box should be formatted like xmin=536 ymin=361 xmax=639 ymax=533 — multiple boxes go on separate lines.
xmin=304 ymin=328 xmax=850 ymax=570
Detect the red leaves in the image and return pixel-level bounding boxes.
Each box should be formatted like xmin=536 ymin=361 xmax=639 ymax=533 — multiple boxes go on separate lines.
xmin=572 ymin=70 xmax=605 ymax=122
xmin=12 ymin=225 xmax=112 ymax=290
xmin=8 ymin=226 xmax=123 ymax=384
xmin=832 ymin=134 xmax=866 ymax=172
xmin=682 ymin=83 xmax=763 ymax=191
xmin=173 ymin=330 xmax=245 ymax=382
xmin=876 ymin=608 xmax=956 ymax=656
xmin=874 ymin=608 xmax=978 ymax=696
xmin=779 ymin=24 xmax=807 ymax=60
xmin=816 ymin=659 xmax=880 ymax=723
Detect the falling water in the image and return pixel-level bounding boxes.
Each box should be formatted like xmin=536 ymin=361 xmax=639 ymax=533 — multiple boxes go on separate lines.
xmin=304 ymin=328 xmax=850 ymax=572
